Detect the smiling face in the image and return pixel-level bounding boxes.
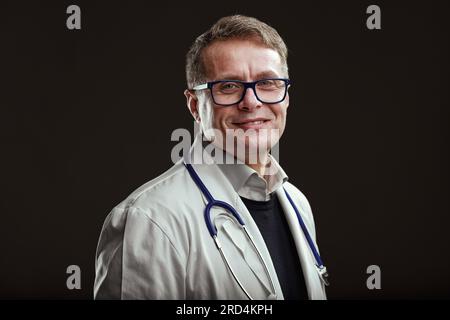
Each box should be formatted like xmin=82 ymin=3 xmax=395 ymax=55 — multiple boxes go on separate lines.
xmin=185 ymin=37 xmax=289 ymax=166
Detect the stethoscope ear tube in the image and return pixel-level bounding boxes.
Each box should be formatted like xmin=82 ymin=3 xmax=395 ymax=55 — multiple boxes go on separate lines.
xmin=185 ymin=163 xmax=245 ymax=237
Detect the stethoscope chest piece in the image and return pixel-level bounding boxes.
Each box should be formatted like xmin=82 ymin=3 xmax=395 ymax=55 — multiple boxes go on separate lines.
xmin=318 ymin=266 xmax=330 ymax=286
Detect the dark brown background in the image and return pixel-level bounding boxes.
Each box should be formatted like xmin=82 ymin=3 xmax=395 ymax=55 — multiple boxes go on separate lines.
xmin=0 ymin=0 xmax=449 ymax=299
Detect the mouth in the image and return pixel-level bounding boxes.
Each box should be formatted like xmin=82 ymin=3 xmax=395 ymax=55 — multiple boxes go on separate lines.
xmin=231 ymin=118 xmax=271 ymax=130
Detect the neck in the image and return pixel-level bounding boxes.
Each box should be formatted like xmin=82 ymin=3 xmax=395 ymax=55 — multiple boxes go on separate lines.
xmin=202 ymin=136 xmax=271 ymax=178
xmin=246 ymin=153 xmax=270 ymax=178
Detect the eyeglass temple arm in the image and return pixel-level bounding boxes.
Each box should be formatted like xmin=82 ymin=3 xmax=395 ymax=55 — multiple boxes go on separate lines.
xmin=192 ymin=83 xmax=208 ymax=90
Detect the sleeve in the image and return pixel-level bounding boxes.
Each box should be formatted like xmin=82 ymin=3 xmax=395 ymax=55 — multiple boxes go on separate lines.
xmin=94 ymin=206 xmax=187 ymax=299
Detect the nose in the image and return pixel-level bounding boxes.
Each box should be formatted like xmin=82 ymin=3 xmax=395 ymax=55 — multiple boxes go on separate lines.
xmin=237 ymin=87 xmax=262 ymax=112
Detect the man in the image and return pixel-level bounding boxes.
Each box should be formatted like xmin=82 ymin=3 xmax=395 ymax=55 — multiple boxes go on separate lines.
xmin=94 ymin=15 xmax=327 ymax=300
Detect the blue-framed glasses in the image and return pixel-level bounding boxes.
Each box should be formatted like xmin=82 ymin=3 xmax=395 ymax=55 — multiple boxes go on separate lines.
xmin=192 ymin=78 xmax=291 ymax=106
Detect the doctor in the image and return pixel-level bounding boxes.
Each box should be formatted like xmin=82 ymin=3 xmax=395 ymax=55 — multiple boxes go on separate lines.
xmin=94 ymin=15 xmax=327 ymax=300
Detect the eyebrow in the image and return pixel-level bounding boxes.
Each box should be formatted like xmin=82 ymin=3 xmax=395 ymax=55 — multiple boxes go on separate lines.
xmin=214 ymin=71 xmax=282 ymax=81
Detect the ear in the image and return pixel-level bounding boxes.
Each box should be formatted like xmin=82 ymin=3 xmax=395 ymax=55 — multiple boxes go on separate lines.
xmin=285 ymin=92 xmax=290 ymax=109
xmin=184 ymin=89 xmax=201 ymax=123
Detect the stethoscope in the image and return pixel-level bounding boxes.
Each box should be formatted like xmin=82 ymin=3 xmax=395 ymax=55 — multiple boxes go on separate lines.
xmin=184 ymin=162 xmax=329 ymax=300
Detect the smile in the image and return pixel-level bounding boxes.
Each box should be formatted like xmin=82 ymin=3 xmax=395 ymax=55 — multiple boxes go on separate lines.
xmin=242 ymin=120 xmax=264 ymax=125
xmin=232 ymin=118 xmax=271 ymax=128
xmin=232 ymin=118 xmax=271 ymax=130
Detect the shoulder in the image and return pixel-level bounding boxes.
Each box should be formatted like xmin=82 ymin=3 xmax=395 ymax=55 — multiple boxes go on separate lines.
xmin=115 ymin=160 xmax=200 ymax=213
xmin=105 ymin=161 xmax=201 ymax=234
xmin=98 ymin=161 xmax=197 ymax=254
xmin=117 ymin=161 xmax=188 ymax=211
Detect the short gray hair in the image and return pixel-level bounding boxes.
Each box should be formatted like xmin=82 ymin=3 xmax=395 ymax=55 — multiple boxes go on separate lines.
xmin=185 ymin=15 xmax=288 ymax=89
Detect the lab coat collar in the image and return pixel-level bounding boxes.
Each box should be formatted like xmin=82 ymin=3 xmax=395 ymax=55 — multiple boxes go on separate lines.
xmin=218 ymin=156 xmax=288 ymax=201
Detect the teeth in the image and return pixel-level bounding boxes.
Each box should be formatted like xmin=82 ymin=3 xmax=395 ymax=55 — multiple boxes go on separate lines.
xmin=246 ymin=121 xmax=263 ymax=125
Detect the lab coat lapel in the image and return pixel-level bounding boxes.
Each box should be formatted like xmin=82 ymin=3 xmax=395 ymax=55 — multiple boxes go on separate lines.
xmin=276 ymin=188 xmax=326 ymax=300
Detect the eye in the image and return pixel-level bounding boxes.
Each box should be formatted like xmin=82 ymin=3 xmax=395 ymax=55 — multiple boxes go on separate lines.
xmin=257 ymin=79 xmax=284 ymax=90
xmin=217 ymin=82 xmax=241 ymax=92
xmin=258 ymin=80 xmax=272 ymax=85
xmin=257 ymin=79 xmax=276 ymax=88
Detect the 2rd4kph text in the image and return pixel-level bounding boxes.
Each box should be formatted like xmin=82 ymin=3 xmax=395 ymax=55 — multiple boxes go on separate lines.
xmin=176 ymin=304 xmax=273 ymax=317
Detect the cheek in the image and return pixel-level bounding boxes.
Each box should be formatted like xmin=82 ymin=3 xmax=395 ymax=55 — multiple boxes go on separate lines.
xmin=212 ymin=108 xmax=233 ymax=128
xmin=271 ymin=104 xmax=287 ymax=124
xmin=271 ymin=105 xmax=288 ymax=139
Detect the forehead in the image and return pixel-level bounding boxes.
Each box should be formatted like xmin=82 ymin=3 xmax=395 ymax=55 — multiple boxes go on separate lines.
xmin=202 ymin=38 xmax=284 ymax=80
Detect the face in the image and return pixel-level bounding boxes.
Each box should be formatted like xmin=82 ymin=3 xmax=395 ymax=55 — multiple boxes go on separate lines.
xmin=185 ymin=38 xmax=289 ymax=163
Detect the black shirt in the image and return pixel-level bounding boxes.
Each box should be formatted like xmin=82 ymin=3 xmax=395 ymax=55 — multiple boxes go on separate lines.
xmin=240 ymin=194 xmax=308 ymax=300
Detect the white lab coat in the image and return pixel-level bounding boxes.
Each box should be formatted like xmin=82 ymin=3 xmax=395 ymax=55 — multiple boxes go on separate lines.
xmin=94 ymin=136 xmax=327 ymax=300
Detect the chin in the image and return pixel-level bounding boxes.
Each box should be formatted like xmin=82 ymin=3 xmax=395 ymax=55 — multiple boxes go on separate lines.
xmin=233 ymin=135 xmax=270 ymax=165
